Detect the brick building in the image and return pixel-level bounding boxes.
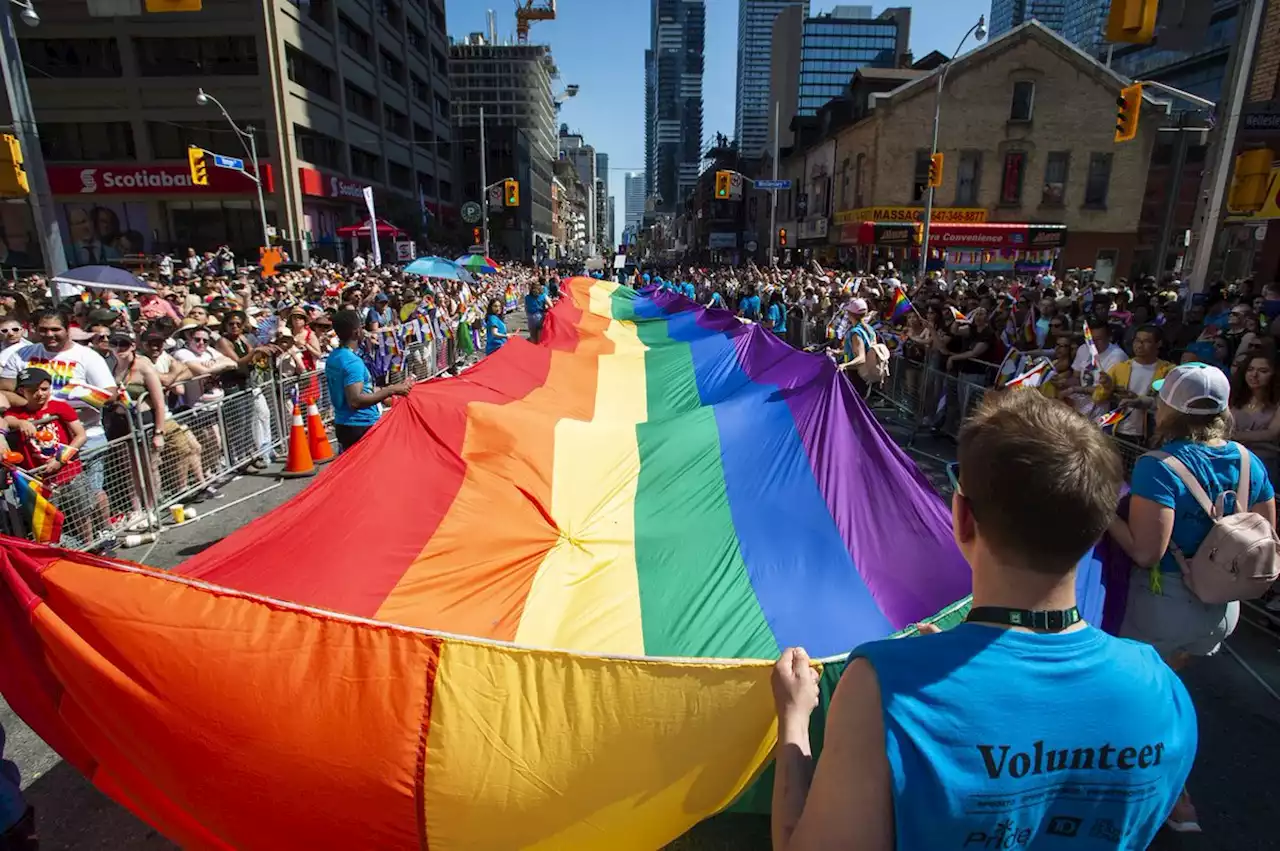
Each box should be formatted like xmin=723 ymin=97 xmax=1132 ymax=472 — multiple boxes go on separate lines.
xmin=777 ymin=21 xmax=1159 ymax=280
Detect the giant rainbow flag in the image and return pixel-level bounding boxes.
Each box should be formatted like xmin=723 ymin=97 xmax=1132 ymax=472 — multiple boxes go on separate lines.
xmin=0 ymin=278 xmax=972 ymax=850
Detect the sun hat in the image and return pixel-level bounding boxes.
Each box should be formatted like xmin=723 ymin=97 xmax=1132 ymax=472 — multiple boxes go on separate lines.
xmin=1151 ymin=362 xmax=1231 ymax=414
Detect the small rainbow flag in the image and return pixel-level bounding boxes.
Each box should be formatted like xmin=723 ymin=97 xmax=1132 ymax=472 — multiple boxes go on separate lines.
xmin=7 ymin=466 xmax=63 ymax=544
xmin=1005 ymin=358 xmax=1052 ymax=389
xmin=1023 ymin=307 xmax=1038 ymax=345
xmin=58 ymin=383 xmax=115 ymax=410
xmin=1096 ymin=409 xmax=1127 ymax=430
xmin=1082 ymin=323 xmax=1099 ymax=368
xmin=886 ymin=288 xmax=912 ymax=321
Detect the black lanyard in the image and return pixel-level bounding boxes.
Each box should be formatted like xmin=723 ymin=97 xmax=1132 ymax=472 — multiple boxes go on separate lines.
xmin=966 ymin=606 xmax=1081 ymax=632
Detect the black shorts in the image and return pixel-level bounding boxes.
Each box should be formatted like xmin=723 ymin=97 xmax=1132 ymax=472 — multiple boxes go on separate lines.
xmin=333 ymin=423 xmax=373 ymax=453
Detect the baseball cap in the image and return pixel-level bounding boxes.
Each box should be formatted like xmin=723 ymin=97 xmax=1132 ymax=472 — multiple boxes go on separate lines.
xmin=846 ymin=298 xmax=868 ymax=315
xmin=1151 ymin=362 xmax=1230 ymax=414
xmin=16 ymin=367 xmax=51 ymax=388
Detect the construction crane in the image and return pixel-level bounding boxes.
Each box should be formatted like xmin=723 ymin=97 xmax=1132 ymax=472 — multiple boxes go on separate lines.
xmin=515 ymin=0 xmax=555 ymax=43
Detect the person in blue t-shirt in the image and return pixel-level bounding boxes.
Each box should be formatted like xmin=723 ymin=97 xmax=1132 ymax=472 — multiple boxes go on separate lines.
xmin=524 ymin=281 xmax=550 ymax=343
xmin=738 ymin=285 xmax=762 ymax=321
xmin=1109 ymin=361 xmax=1274 ymax=831
xmin=771 ymin=390 xmax=1196 ymax=851
xmin=325 ymin=310 xmax=411 ymax=453
xmin=764 ymin=291 xmax=788 ymax=336
xmin=485 ymin=298 xmax=508 ymax=355
xmin=680 ymin=280 xmax=696 ymax=300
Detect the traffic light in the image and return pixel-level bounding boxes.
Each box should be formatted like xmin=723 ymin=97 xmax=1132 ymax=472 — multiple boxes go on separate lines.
xmin=472 ymin=227 xmax=482 ymax=244
xmin=778 ymin=227 xmax=788 ymax=248
xmin=715 ymin=170 xmax=731 ymax=198
xmin=1114 ymin=83 xmax=1143 ymax=143
xmin=927 ymin=153 xmax=944 ymax=188
xmin=188 ymin=146 xmax=208 ymax=186
xmin=1228 ymin=148 xmax=1274 ymax=214
xmin=0 ymin=134 xmax=29 ymax=197
xmin=504 ymin=179 xmax=519 ymax=207
xmin=1106 ymin=0 xmax=1158 ymax=44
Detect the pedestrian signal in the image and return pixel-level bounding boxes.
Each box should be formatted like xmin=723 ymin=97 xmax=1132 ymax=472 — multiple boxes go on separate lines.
xmin=188 ymin=146 xmax=209 ymax=186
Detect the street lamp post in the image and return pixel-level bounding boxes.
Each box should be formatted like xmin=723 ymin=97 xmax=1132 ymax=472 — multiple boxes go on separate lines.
xmin=0 ymin=0 xmax=68 ymax=279
xmin=195 ymin=88 xmax=271 ymax=251
xmin=919 ymin=15 xmax=985 ymax=280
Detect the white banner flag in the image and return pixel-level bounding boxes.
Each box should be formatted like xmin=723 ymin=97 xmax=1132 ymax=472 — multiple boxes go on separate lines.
xmin=361 ymin=186 xmax=381 ymax=267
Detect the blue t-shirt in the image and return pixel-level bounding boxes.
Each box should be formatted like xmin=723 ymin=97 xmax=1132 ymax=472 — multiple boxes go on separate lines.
xmin=851 ymin=623 xmax=1196 ymax=851
xmin=524 ymin=291 xmax=549 ymax=320
xmin=325 ymin=346 xmax=380 ymax=428
xmin=767 ymin=302 xmax=788 ymax=334
xmin=740 ymin=295 xmax=762 ymax=320
xmin=1131 ymin=439 xmax=1275 ymax=573
xmin=485 ymin=314 xmax=507 ymax=354
xmin=708 ymin=292 xmax=726 ymax=309
xmin=0 ymin=727 xmax=23 ymax=833
xmin=681 ymin=282 xmax=696 ymax=299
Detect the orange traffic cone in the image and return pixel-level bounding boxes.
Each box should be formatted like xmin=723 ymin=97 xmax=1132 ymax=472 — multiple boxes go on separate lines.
xmin=280 ymin=400 xmax=316 ymax=478
xmin=305 ymin=401 xmax=335 ymax=464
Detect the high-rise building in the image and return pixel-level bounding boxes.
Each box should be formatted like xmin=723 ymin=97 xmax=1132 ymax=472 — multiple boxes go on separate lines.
xmin=625 ymin=171 xmax=647 ymax=233
xmin=560 ymin=128 xmax=599 ymax=253
xmin=735 ymin=0 xmax=810 ymax=159
xmin=989 ymin=0 xmax=1067 ymax=40
xmin=1104 ymin=0 xmax=1241 ymax=104
xmin=797 ymin=7 xmax=908 ymax=116
xmin=450 ymin=39 xmax=559 ymax=260
xmin=1 ymin=0 xmax=456 ymax=266
xmin=595 ymin=151 xmax=611 ymax=247
xmin=647 ymin=0 xmax=706 ymax=212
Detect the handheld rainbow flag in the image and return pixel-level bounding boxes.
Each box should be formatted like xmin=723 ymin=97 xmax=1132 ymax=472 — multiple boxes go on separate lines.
xmin=1023 ymin=306 xmax=1037 ymax=344
xmin=1082 ymin=322 xmax=1100 ymax=369
xmin=5 ymin=466 xmax=63 ymax=544
xmin=1096 ymin=409 xmax=1127 ymax=430
xmin=58 ymin=383 xmax=115 ymax=410
xmin=886 ymin=287 xmax=912 ymax=321
xmin=1005 ymin=358 xmax=1052 ymax=389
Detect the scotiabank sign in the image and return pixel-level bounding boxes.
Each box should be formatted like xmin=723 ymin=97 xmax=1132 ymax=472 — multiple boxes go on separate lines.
xmin=298 ymin=166 xmax=366 ymax=201
xmin=46 ymin=163 xmax=271 ymax=195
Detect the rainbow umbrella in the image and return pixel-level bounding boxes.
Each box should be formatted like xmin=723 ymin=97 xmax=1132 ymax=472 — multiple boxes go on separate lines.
xmin=454 ymin=254 xmax=501 ymax=274
xmin=0 ymin=278 xmax=974 ymax=850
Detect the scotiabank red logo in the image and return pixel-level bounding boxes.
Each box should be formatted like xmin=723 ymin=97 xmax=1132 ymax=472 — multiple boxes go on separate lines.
xmin=46 ymin=163 xmax=267 ymax=195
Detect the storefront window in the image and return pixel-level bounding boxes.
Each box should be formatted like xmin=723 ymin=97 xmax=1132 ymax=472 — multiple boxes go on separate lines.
xmin=168 ymin=200 xmax=270 ymax=256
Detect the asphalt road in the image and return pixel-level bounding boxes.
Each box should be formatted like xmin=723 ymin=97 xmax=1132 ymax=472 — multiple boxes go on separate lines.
xmin=4 ymin=332 xmax=1280 ymax=850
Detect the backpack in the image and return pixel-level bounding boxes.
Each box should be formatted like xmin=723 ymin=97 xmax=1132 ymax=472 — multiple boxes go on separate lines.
xmin=1149 ymin=443 xmax=1280 ymax=604
xmin=852 ymin=324 xmax=891 ymax=387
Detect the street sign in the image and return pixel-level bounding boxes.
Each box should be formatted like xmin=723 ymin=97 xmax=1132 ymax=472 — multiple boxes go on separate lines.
xmin=469 ymin=245 xmax=485 ymax=254
xmin=461 ymin=201 xmax=482 ymax=224
xmin=212 ymin=153 xmax=244 ymax=171
xmin=753 ymin=179 xmax=792 ymax=190
xmin=745 ymin=240 xmax=758 ymax=252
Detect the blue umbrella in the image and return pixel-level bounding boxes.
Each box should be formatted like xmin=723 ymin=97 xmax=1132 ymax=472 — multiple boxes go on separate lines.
xmin=52 ymin=265 xmax=156 ymax=295
xmin=403 ymin=256 xmax=475 ymax=283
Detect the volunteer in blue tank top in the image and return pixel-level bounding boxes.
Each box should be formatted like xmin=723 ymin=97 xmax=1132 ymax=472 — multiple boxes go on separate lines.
xmin=839 ymin=298 xmax=875 ymax=396
xmin=1108 ymin=361 xmax=1275 ymax=833
xmin=764 ymin=291 xmax=788 ymax=337
xmin=738 ymin=285 xmax=762 ymax=322
xmin=771 ymin=390 xmax=1196 ymax=851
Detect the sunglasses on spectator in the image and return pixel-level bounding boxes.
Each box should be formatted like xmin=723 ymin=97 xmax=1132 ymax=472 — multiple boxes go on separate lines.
xmin=192 ymin=336 xmax=210 ymax=344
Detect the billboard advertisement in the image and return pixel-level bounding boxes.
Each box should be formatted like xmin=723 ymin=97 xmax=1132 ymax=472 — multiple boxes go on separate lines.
xmin=58 ymin=201 xmax=151 ymax=266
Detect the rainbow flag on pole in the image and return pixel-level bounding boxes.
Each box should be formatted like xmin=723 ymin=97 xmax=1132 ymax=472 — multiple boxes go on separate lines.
xmin=1096 ymin=409 xmax=1127 ymax=430
xmin=58 ymin=383 xmax=116 ymax=410
xmin=1005 ymin=358 xmax=1052 ymax=389
xmin=6 ymin=467 xmax=63 ymax=544
xmin=886 ymin=287 xmax=912 ymax=321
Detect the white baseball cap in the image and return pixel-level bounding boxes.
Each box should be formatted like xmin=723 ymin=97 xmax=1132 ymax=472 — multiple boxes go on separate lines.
xmin=846 ymin=298 xmax=868 ymax=315
xmin=1152 ymin=362 xmax=1231 ymax=414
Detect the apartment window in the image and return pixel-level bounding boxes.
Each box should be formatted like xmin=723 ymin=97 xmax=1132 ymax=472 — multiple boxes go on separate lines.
xmin=1042 ymin=151 xmax=1069 ymax=206
xmin=434 ymin=94 xmax=450 ymax=119
xmin=344 ymin=82 xmax=377 ymax=122
xmin=384 ymin=105 xmax=409 ymax=138
xmin=134 ymin=36 xmax=258 ymax=76
xmin=407 ymin=22 xmax=427 ymax=55
xmin=1000 ymin=151 xmax=1026 ymax=205
xmin=439 ymin=179 xmax=452 ymax=201
xmin=432 ymin=48 xmax=448 ymax=77
xmin=413 ymin=122 xmax=434 ymax=148
xmin=147 ymin=120 xmax=258 ymax=160
xmin=286 ymin=0 xmax=329 ymax=26
xmin=912 ymin=149 xmax=931 ymax=202
xmin=380 ymin=49 xmax=405 ymax=84
xmin=410 ymin=74 xmax=430 ymax=104
xmin=437 ymin=138 xmax=451 ymax=159
xmin=388 ymin=161 xmax=412 ymax=187
xmin=377 ymin=0 xmax=403 ymax=28
xmin=294 ymin=125 xmax=344 ymax=170
xmin=351 ymin=146 xmax=382 ymax=181
xmin=1084 ymin=152 xmax=1113 ymax=208
xmin=428 ymin=2 xmax=446 ymax=34
xmin=23 ymin=38 xmax=122 ymax=78
xmin=418 ymin=172 xmax=436 ymax=195
xmin=954 ymin=150 xmax=982 ymax=206
xmin=286 ymin=45 xmax=334 ymax=100
xmin=39 ymin=122 xmax=135 ymax=161
xmin=339 ymin=14 xmax=371 ymax=54
xmin=1010 ymin=81 xmax=1035 ymax=122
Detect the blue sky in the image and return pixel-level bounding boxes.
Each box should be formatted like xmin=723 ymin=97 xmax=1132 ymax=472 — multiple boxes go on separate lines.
xmin=443 ymin=0 xmax=989 ymax=245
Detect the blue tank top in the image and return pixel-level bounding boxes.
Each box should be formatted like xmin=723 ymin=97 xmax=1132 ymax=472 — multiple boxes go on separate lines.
xmin=850 ymin=623 xmax=1196 ymax=850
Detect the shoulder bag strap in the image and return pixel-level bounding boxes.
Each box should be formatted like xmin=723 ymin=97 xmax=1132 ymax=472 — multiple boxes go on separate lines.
xmin=1231 ymin=441 xmax=1252 ymax=515
xmin=1148 ymin=450 xmax=1220 ymax=519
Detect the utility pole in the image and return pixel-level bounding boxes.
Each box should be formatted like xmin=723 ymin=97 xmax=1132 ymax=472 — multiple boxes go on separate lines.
xmin=1185 ymin=0 xmax=1264 ymax=292
xmin=479 ymin=106 xmax=490 ymax=258
xmin=0 ymin=7 xmax=67 ymax=277
xmin=1153 ymin=118 xmax=1196 ymax=281
xmin=769 ymin=99 xmax=779 ymax=267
